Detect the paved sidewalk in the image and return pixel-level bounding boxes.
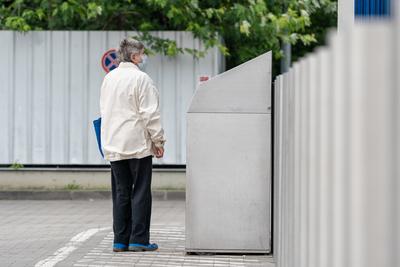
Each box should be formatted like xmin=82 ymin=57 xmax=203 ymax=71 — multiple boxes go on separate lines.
xmin=0 ymin=200 xmax=274 ymax=267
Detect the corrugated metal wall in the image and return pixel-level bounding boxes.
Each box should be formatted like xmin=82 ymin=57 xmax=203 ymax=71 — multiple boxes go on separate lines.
xmin=0 ymin=31 xmax=224 ymax=165
xmin=273 ymin=20 xmax=399 ymax=267
xmin=355 ymin=0 xmax=391 ymax=16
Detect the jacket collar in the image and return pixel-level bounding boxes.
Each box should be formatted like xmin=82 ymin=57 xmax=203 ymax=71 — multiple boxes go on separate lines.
xmin=118 ymin=62 xmax=140 ymax=70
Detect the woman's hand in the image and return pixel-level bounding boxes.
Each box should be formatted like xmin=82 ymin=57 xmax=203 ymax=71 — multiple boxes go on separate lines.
xmin=152 ymin=145 xmax=164 ymax=158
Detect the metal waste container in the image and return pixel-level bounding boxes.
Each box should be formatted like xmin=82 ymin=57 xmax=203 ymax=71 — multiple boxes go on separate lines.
xmin=186 ymin=52 xmax=272 ymax=253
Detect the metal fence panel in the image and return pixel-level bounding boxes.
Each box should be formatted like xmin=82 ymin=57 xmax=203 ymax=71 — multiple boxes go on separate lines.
xmin=273 ymin=20 xmax=398 ymax=267
xmin=0 ymin=31 xmax=224 ymax=165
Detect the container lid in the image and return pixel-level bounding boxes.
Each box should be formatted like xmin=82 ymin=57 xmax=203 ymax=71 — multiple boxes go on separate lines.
xmin=188 ymin=51 xmax=272 ymax=113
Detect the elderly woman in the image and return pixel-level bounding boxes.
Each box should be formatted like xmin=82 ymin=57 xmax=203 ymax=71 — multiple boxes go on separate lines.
xmin=100 ymin=38 xmax=166 ymax=252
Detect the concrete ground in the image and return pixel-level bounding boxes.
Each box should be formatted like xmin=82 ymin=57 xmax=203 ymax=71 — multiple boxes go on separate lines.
xmin=0 ymin=168 xmax=186 ymax=191
xmin=0 ymin=200 xmax=274 ymax=267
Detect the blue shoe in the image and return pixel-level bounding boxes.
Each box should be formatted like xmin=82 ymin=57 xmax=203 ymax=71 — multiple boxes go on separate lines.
xmin=113 ymin=243 xmax=128 ymax=252
xmin=128 ymin=243 xmax=158 ymax=251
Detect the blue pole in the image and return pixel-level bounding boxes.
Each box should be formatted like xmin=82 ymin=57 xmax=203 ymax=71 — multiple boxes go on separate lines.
xmin=359 ymin=0 xmax=363 ymax=15
xmin=385 ymin=0 xmax=390 ymax=16
xmin=356 ymin=0 xmax=360 ymax=15
xmin=376 ymin=0 xmax=382 ymax=15
xmin=371 ymin=0 xmax=375 ymax=15
xmin=355 ymin=0 xmax=359 ymax=15
xmin=383 ymin=0 xmax=386 ymax=15
xmin=360 ymin=0 xmax=363 ymax=15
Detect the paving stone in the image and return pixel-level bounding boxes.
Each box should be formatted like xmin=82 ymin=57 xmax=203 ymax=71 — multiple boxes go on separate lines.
xmin=0 ymin=200 xmax=274 ymax=267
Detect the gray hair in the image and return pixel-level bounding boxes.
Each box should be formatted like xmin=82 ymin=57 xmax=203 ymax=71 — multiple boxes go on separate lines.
xmin=117 ymin=38 xmax=144 ymax=62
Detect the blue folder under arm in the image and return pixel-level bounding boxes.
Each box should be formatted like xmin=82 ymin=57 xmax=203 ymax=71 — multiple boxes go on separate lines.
xmin=93 ymin=117 xmax=104 ymax=158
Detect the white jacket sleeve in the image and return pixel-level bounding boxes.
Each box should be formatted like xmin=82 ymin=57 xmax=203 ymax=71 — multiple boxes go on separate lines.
xmin=138 ymin=74 xmax=166 ymax=148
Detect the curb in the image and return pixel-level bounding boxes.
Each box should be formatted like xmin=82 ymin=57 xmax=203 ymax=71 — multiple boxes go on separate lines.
xmin=0 ymin=190 xmax=185 ymax=201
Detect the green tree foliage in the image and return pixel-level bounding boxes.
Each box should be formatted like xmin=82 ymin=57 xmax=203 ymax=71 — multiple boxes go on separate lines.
xmin=0 ymin=0 xmax=337 ymax=71
xmin=291 ymin=0 xmax=337 ymax=63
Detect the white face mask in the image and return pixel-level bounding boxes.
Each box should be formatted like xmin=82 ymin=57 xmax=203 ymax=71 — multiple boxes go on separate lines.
xmin=138 ymin=54 xmax=147 ymax=70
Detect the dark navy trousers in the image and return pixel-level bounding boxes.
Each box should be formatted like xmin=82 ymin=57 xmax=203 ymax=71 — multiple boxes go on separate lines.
xmin=110 ymin=155 xmax=153 ymax=245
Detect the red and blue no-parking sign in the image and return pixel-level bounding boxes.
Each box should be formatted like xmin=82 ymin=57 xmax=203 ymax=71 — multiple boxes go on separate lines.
xmin=101 ymin=49 xmax=119 ymax=73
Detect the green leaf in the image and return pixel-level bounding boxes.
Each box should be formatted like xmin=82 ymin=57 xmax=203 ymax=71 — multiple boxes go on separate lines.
xmin=239 ymin=20 xmax=251 ymax=36
xmin=87 ymin=2 xmax=102 ymax=20
xmin=36 ymin=8 xmax=45 ymax=20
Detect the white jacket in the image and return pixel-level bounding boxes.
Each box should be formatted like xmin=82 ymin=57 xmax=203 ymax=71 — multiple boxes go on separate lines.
xmin=100 ymin=62 xmax=166 ymax=161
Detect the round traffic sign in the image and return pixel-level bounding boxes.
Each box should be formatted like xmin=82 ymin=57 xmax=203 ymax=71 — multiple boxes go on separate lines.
xmin=101 ymin=49 xmax=119 ymax=73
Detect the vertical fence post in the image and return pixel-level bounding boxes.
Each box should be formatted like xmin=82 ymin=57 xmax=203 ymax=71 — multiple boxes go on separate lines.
xmin=307 ymin=54 xmax=320 ymax=267
xmin=395 ymin=4 xmax=400 ymax=266
xmin=299 ymin=58 xmax=309 ymax=267
xmin=273 ymin=76 xmax=283 ymax=265
xmin=350 ymin=22 xmax=395 ymax=267
xmin=330 ymin=31 xmax=351 ymax=267
xmin=287 ymin=68 xmax=295 ymax=267
xmin=292 ymin=63 xmax=301 ymax=267
xmin=316 ymin=47 xmax=333 ymax=267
